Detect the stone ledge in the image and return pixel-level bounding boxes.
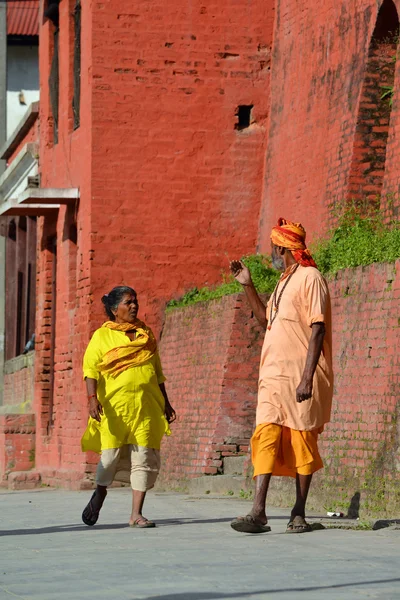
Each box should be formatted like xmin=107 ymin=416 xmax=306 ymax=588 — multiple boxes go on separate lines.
xmin=7 ymin=471 xmax=41 ymax=490
xmin=4 ymin=351 xmax=35 ymax=375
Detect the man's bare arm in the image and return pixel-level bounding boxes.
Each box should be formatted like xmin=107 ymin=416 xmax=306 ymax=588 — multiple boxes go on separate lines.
xmin=296 ymin=322 xmax=325 ymax=403
xmin=230 ymin=260 xmax=267 ymax=329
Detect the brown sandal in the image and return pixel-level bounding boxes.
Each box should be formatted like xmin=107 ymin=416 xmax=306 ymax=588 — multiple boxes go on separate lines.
xmin=286 ymin=515 xmax=312 ymax=533
xmin=129 ymin=517 xmax=156 ymax=528
xmin=231 ymin=514 xmax=271 ymax=534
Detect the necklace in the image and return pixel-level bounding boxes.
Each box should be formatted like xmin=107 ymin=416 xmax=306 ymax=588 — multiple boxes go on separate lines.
xmin=268 ymin=264 xmax=299 ymax=331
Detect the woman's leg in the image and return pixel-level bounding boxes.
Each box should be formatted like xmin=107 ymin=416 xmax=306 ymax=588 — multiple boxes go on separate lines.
xmin=129 ymin=445 xmax=160 ymax=526
xmin=82 ymin=448 xmax=120 ymax=525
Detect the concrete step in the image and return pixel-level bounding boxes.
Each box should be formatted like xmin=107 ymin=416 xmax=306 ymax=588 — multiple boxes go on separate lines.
xmin=223 ymin=455 xmax=247 ymax=476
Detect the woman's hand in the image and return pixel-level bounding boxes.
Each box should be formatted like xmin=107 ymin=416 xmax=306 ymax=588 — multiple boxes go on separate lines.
xmin=230 ymin=260 xmax=252 ymax=286
xmin=165 ymin=401 xmax=176 ymax=424
xmin=89 ymin=397 xmax=103 ymax=422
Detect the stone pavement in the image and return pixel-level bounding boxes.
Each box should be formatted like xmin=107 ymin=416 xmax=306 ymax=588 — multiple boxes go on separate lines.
xmin=0 ymin=489 xmax=399 ymax=600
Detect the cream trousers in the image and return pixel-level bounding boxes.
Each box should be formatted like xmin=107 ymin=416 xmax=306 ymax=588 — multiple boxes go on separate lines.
xmin=96 ymin=445 xmax=161 ymax=492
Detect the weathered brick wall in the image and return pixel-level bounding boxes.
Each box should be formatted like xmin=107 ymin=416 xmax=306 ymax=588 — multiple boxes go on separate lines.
xmin=2 ymin=352 xmax=35 ymax=410
xmin=35 ymin=0 xmax=95 ymax=486
xmin=159 ymin=294 xmax=263 ymax=482
xmin=159 ymin=261 xmax=400 ymax=514
xmin=33 ymin=0 xmax=275 ymax=487
xmin=258 ymin=0 xmax=400 ymax=248
xmin=90 ymin=0 xmax=275 ymax=333
xmin=0 ymin=414 xmax=35 ymax=482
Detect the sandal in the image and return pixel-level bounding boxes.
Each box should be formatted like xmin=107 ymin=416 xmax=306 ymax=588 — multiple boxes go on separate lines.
xmin=286 ymin=515 xmax=312 ymax=533
xmin=231 ymin=514 xmax=271 ymax=534
xmin=82 ymin=490 xmax=106 ymax=527
xmin=129 ymin=517 xmax=156 ymax=529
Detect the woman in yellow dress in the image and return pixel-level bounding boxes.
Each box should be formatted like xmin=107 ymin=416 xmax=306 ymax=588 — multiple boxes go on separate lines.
xmin=81 ymin=286 xmax=176 ymax=528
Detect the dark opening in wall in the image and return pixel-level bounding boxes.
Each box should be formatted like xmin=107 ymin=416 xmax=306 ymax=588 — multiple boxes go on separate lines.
xmin=46 ymin=1 xmax=60 ymax=144
xmin=347 ymin=0 xmax=399 ymax=206
xmin=73 ymin=0 xmax=81 ymax=130
xmin=16 ymin=271 xmax=24 ymax=357
xmin=8 ymin=220 xmax=16 ymax=241
xmin=47 ymin=236 xmax=57 ymax=431
xmin=235 ymin=105 xmax=253 ymax=130
xmin=18 ymin=216 xmax=27 ymax=232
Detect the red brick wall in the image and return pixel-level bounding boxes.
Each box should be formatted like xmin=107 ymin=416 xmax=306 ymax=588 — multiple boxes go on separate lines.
xmin=33 ymin=0 xmax=275 ymax=484
xmin=2 ymin=353 xmax=35 ymax=409
xmin=159 ymin=294 xmax=263 ymax=481
xmin=34 ymin=0 xmax=94 ymax=485
xmin=90 ymin=0 xmax=275 ymax=333
xmin=159 ymin=261 xmax=400 ymax=510
xmin=258 ymin=0 xmax=400 ymax=249
xmin=0 ymin=414 xmax=35 ymax=482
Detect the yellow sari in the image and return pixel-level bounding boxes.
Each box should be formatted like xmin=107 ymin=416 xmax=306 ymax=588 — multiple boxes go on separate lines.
xmin=81 ymin=320 xmax=170 ymax=453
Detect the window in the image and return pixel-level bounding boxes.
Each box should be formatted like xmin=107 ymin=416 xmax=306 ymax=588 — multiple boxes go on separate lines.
xmin=73 ymin=0 xmax=81 ymax=129
xmin=45 ymin=1 xmax=60 ymax=143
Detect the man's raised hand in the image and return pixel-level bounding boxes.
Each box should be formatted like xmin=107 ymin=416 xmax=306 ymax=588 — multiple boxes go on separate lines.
xmin=230 ymin=260 xmax=252 ymax=286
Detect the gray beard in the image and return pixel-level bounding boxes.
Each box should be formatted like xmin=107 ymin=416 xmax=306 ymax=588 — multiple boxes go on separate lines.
xmin=272 ymin=256 xmax=285 ymax=272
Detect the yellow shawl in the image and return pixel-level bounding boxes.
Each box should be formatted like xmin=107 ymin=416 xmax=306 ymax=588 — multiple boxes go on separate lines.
xmin=97 ymin=320 xmax=157 ymax=378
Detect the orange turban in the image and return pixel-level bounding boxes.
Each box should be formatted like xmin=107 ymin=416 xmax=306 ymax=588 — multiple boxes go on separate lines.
xmin=271 ymin=218 xmax=317 ymax=268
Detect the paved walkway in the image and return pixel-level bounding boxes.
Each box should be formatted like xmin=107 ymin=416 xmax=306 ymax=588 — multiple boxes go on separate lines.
xmin=0 ymin=489 xmax=399 ymax=600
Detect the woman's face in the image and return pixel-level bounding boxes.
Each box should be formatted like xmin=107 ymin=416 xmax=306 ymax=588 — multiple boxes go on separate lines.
xmin=112 ymin=293 xmax=139 ymax=324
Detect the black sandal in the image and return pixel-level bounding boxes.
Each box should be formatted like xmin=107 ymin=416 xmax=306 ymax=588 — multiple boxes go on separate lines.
xmin=82 ymin=490 xmax=106 ymax=526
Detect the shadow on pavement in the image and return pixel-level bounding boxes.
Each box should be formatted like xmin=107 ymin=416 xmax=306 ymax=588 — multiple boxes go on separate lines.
xmin=0 ymin=516 xmax=259 ymax=536
xmin=138 ymin=578 xmax=400 ymax=599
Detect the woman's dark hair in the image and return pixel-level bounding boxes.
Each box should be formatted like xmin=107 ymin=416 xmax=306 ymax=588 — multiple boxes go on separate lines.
xmin=101 ymin=286 xmax=136 ymax=321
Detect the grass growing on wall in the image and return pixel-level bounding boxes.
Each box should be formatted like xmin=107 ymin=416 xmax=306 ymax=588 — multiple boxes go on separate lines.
xmin=167 ymin=207 xmax=400 ymax=311
xmin=312 ymin=206 xmax=400 ymax=275
xmin=166 ymin=255 xmax=280 ymax=310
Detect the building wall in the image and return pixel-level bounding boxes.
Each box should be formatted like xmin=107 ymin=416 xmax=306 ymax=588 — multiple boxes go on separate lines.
xmin=33 ymin=0 xmax=276 ymax=484
xmin=2 ymin=352 xmax=35 ymax=411
xmin=90 ymin=0 xmax=275 ymax=334
xmin=258 ymin=0 xmax=400 ymax=249
xmin=159 ymin=261 xmax=400 ymax=514
xmin=34 ymin=0 xmax=94 ymax=484
xmin=159 ymin=294 xmax=263 ymax=482
xmin=6 ymin=44 xmax=39 ymax=138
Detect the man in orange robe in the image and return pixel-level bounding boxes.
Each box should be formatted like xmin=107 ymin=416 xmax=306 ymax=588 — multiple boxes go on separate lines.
xmin=230 ymin=218 xmax=333 ymax=533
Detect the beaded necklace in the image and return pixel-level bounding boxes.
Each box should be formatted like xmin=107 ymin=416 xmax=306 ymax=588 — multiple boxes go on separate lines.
xmin=267 ymin=264 xmax=299 ymax=331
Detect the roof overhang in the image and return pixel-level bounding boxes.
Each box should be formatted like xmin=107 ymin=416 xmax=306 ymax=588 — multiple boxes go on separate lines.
xmin=0 ymin=188 xmax=79 ymax=217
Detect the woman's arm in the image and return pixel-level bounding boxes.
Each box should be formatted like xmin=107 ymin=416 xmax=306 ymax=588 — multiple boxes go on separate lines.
xmin=159 ymin=382 xmax=176 ymax=424
xmin=85 ymin=377 xmax=103 ymax=422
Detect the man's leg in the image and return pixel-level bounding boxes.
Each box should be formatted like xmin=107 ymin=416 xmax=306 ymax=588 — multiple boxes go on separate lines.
xmin=250 ymin=473 xmax=272 ymax=524
xmin=291 ymin=473 xmax=313 ymax=520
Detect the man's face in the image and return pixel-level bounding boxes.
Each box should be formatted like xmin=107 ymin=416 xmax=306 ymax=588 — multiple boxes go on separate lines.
xmin=271 ymin=244 xmax=285 ymax=272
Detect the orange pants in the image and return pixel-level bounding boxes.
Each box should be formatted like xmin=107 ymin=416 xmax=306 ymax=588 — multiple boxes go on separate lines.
xmin=252 ymin=423 xmax=323 ymax=479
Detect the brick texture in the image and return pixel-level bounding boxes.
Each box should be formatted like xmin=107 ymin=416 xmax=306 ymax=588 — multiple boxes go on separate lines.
xmin=159 ymin=294 xmax=262 ymax=482
xmin=2 ymin=353 xmax=35 ymax=409
xmin=258 ymin=0 xmax=400 ymax=248
xmin=0 ymin=414 xmax=36 ymax=482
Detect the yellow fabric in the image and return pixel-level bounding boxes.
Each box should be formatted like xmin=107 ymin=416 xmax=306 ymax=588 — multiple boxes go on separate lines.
xmin=270 ymin=218 xmax=306 ymax=250
xmin=251 ymin=423 xmax=323 ymax=479
xmin=97 ymin=320 xmax=157 ymax=378
xmin=81 ymin=325 xmax=170 ymax=454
